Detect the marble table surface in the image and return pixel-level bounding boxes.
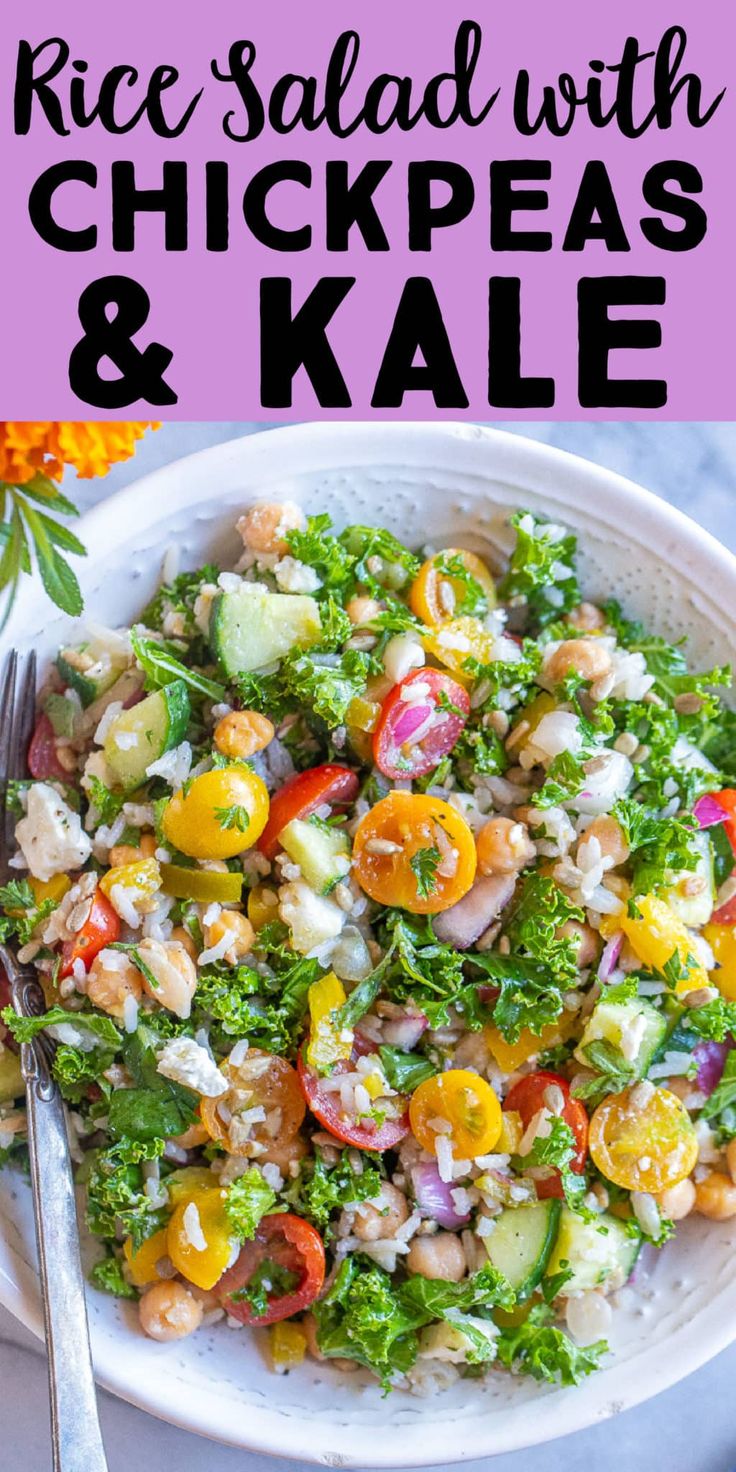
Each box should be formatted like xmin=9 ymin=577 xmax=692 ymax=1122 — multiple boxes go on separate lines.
xmin=3 ymin=419 xmax=736 ymax=1472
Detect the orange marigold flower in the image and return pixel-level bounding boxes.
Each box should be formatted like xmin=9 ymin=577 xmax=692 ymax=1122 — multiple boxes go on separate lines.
xmin=0 ymin=421 xmax=160 ymax=485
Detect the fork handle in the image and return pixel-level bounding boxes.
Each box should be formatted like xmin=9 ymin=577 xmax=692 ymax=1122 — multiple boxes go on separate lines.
xmin=23 ymin=1043 xmax=109 ymax=1472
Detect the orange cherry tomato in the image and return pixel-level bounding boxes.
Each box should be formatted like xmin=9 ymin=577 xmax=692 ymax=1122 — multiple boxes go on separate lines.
xmin=504 ymin=1070 xmax=588 ymax=1199
xmin=410 ymin=1069 xmax=503 ymax=1158
xmin=373 ymin=669 xmax=469 ymax=781
xmin=60 ymin=887 xmax=120 ymax=978
xmin=258 ymin=764 xmax=359 ymax=861
xmin=409 ymin=549 xmax=496 ymax=627
xmin=588 ymin=1085 xmax=698 ymax=1193
xmin=352 ymin=792 xmax=476 ymax=915
xmin=218 ymin=1213 xmax=325 ymax=1326
xmin=199 ymin=1046 xmax=305 ymax=1156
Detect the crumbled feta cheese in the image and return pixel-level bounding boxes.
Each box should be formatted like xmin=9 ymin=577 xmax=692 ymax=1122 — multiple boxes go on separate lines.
xmin=278 ymin=880 xmax=345 ymax=954
xmin=145 ymin=741 xmax=193 ymax=788
xmin=273 ymin=556 xmax=321 ymax=594
xmin=156 ymin=1037 xmax=228 ymax=1097
xmin=15 ymin=782 xmax=92 ymax=882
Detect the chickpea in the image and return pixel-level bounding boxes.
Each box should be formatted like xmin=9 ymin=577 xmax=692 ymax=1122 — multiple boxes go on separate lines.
xmin=259 ymin=1132 xmax=308 ymax=1175
xmin=204 ymin=910 xmax=255 ymax=965
xmin=302 ymin=1312 xmax=358 ymax=1370
xmin=727 ymin=1139 xmax=736 ymax=1185
xmin=545 ymin=638 xmax=612 ymax=685
xmin=237 ymin=501 xmax=305 ymax=555
xmin=557 ymin=920 xmax=599 ymax=969
xmin=346 ymin=596 xmax=382 ymax=626
xmin=170 ymin=925 xmax=198 ymax=962
xmin=656 ymin=1178 xmax=696 ymax=1220
xmin=694 ymin=1171 xmax=736 ymax=1221
xmin=476 ymin=816 xmax=535 ymax=876
xmin=136 ymin=938 xmax=197 ymax=1019
xmin=453 ymin=1031 xmax=493 ymax=1074
xmin=566 ymin=602 xmax=605 ymax=632
xmin=109 ymin=832 xmax=157 ymax=868
xmin=139 ymin=1280 xmax=204 ymax=1342
xmin=406 ymin=1232 xmax=466 ymax=1282
xmin=352 ymin=1183 xmax=409 ymax=1242
xmin=87 ymin=950 xmax=143 ymax=1019
xmin=214 ymin=710 xmax=274 ymax=761
xmin=584 ymin=815 xmax=630 ymax=867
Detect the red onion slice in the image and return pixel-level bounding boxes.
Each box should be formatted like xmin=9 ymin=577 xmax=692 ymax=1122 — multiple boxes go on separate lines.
xmin=599 ymin=931 xmax=624 ymax=981
xmin=391 ymin=702 xmax=434 ymax=746
xmin=411 ymin=1162 xmax=470 ymax=1229
xmin=382 ymin=1012 xmax=429 ymax=1050
xmin=694 ymin=794 xmax=727 ymax=829
xmin=433 ymin=874 xmax=517 ymax=951
xmin=694 ymin=1039 xmax=732 ymax=1095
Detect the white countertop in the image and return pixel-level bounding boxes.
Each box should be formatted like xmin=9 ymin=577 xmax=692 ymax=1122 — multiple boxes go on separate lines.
xmin=4 ymin=419 xmax=736 ymax=1471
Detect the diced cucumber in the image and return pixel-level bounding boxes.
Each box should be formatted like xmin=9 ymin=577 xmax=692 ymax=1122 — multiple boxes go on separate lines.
xmin=57 ymin=645 xmax=127 ymax=708
xmin=210 ymin=585 xmax=322 ymax=676
xmin=484 ymin=1200 xmax=561 ymax=1301
xmin=575 ymin=997 xmax=666 ymax=1078
xmin=0 ymin=1048 xmax=23 ymax=1105
xmin=103 ymin=681 xmax=190 ymax=789
xmin=545 ymin=1206 xmax=640 ymax=1296
xmin=44 ymin=692 xmax=79 ymax=739
xmin=666 ymin=832 xmax=715 ymax=928
xmin=279 ymin=817 xmax=351 ymax=895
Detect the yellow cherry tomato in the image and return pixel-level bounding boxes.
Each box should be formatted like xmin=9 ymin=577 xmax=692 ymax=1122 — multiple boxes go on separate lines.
xmin=616 ymin=893 xmax=709 ymax=995
xmin=99 ymin=857 xmax=161 ymax=900
xmin=589 ymin=1085 xmax=698 ymax=1193
xmin=410 ymin=1069 xmax=503 ymax=1159
xmin=162 ymin=766 xmax=269 ymax=860
xmin=422 ymin=616 xmax=495 ymax=683
xmin=167 ymin=1186 xmax=234 ymax=1290
xmin=306 ymin=972 xmax=353 ymax=1072
xmin=409 ymin=549 xmax=496 ymax=627
xmin=123 ymin=1227 xmax=169 ymax=1288
xmin=165 ymin=1166 xmax=216 ymax=1206
xmin=352 ymin=792 xmax=476 ymax=915
xmin=703 ymin=922 xmax=736 ymax=1000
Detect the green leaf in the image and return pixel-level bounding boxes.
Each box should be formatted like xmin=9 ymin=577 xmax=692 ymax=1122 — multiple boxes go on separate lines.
xmin=21 ymin=473 xmax=80 ymax=518
xmin=130 ymin=629 xmax=226 ymax=702
xmin=409 ymin=845 xmax=441 ymax=900
xmin=499 ymin=512 xmax=580 ymax=629
xmin=468 ymin=951 xmax=566 ymax=1045
xmin=89 ymin=1251 xmax=137 ymax=1300
xmin=292 ymin=1148 xmax=384 ymax=1231
xmin=223 ymin=1167 xmax=277 ymax=1241
xmin=1 ymin=1003 xmax=122 ymax=1050
xmin=86 ymin=775 xmax=127 ymax=825
xmin=495 ymin=1302 xmax=607 ymax=1386
xmin=214 ymin=804 xmax=250 ymax=833
xmin=35 ymin=513 xmax=87 ymax=557
xmin=22 ymin=502 xmax=83 ymax=616
xmin=378 ymin=1046 xmax=437 ymax=1092
xmin=85 ymin=1136 xmax=166 ymax=1249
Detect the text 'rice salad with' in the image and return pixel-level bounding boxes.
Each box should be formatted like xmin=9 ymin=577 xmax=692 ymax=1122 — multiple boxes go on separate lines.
xmin=3 ymin=502 xmax=736 ymax=1395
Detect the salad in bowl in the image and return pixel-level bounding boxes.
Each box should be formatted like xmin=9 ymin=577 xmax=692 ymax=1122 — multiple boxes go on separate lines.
xmin=2 ymin=495 xmax=736 ymax=1398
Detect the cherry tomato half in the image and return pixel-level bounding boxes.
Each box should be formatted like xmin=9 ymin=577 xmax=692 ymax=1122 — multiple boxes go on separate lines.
xmin=200 ymin=1046 xmax=305 ymax=1156
xmin=258 ymin=764 xmax=359 ymax=861
xmin=373 ymin=669 xmax=470 ymax=781
xmin=218 ymin=1213 xmax=325 ymax=1326
xmin=410 ymin=1069 xmax=503 ymax=1159
xmin=297 ymin=1052 xmax=410 ymax=1151
xmin=60 ymin=887 xmax=120 ymax=978
xmin=28 ymin=712 xmax=70 ymax=782
xmin=589 ymin=1084 xmax=697 ymax=1193
xmin=352 ymin=791 xmax=476 ymax=915
xmin=504 ymin=1070 xmax=588 ymax=1199
xmin=409 ymin=549 xmax=496 ymax=627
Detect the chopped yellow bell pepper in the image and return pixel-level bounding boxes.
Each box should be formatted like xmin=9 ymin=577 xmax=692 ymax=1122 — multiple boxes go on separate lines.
xmin=485 ymin=1015 xmax=574 ymax=1074
xmin=703 ymin=922 xmax=736 ymax=1000
xmin=7 ymin=872 xmax=71 ymax=916
xmin=160 ymin=863 xmax=243 ymax=904
xmin=346 ymin=696 xmax=381 ymax=733
xmin=123 ymin=1227 xmax=169 ymax=1287
xmin=248 ymin=883 xmax=279 ymax=931
xmin=498 ymin=1109 xmax=523 ymax=1154
xmin=99 ymin=857 xmax=161 ymax=900
xmin=306 ymin=971 xmax=353 ymax=1072
xmin=270 ymin=1320 xmax=307 ymax=1370
xmin=618 ymin=893 xmax=708 ymax=995
xmin=167 ymin=1186 xmax=233 ymax=1290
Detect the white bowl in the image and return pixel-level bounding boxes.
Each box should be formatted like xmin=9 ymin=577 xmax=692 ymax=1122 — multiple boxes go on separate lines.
xmin=2 ymin=423 xmax=736 ymax=1464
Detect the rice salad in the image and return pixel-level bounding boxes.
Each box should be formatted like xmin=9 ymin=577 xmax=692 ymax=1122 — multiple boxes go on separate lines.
xmin=3 ymin=502 xmax=736 ymax=1394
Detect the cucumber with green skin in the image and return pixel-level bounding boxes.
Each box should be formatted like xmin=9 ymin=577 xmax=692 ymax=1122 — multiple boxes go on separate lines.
xmin=545 ymin=1205 xmax=640 ymax=1296
xmin=103 ymin=681 xmax=190 ymax=790
xmin=279 ymin=817 xmax=351 ymax=894
xmin=575 ymin=997 xmax=666 ymax=1079
xmin=210 ymin=586 xmax=322 ymax=677
xmin=57 ymin=646 xmax=126 ymax=708
xmin=484 ymin=1199 xmax=561 ymax=1301
xmin=666 ymin=831 xmax=715 ymax=928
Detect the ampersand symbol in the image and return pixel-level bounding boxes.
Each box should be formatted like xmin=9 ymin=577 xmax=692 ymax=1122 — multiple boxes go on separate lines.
xmin=69 ymin=275 xmax=178 ymax=408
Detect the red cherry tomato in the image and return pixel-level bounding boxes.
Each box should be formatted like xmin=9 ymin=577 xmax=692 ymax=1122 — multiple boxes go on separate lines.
xmin=297 ymin=1052 xmax=410 ymax=1151
xmin=504 ymin=1069 xmax=588 ymax=1200
xmin=217 ymin=1213 xmax=325 ymax=1326
xmin=258 ymin=763 xmax=359 ymax=861
xmin=373 ymin=669 xmax=470 ymax=781
xmin=27 ymin=713 xmax=69 ymax=782
xmin=60 ymin=888 xmax=120 ymax=978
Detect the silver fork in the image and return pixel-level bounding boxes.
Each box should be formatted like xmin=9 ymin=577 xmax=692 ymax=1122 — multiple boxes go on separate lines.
xmin=0 ymin=652 xmax=108 ymax=1472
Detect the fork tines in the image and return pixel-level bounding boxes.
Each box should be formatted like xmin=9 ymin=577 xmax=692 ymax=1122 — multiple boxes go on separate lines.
xmin=0 ymin=650 xmax=37 ymax=885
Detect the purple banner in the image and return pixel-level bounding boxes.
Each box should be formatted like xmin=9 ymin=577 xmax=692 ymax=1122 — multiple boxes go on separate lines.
xmin=0 ymin=0 xmax=732 ymax=418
